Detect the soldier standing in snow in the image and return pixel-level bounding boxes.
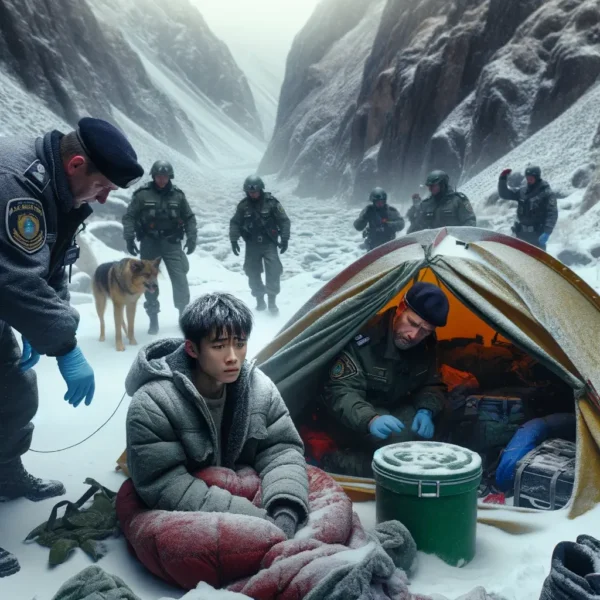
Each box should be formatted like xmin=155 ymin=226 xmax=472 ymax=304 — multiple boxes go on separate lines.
xmin=229 ymin=175 xmax=290 ymax=315
xmin=406 ymin=193 xmax=421 ymax=230
xmin=498 ymin=166 xmax=558 ymax=250
xmin=407 ymin=170 xmax=476 ymax=233
xmin=122 ymin=160 xmax=197 ymax=334
xmin=354 ymin=187 xmax=405 ymax=251
xmin=0 ymin=117 xmax=143 ymax=577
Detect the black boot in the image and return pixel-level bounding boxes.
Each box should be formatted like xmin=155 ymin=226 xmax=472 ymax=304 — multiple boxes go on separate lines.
xmin=0 ymin=458 xmax=65 ymax=502
xmin=0 ymin=547 xmax=20 ymax=578
xmin=148 ymin=313 xmax=159 ymax=335
xmin=268 ymin=295 xmax=279 ymax=315
xmin=256 ymin=296 xmax=267 ymax=311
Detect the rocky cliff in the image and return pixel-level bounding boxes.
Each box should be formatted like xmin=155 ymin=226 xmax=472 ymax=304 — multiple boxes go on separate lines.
xmin=263 ymin=0 xmax=600 ymax=203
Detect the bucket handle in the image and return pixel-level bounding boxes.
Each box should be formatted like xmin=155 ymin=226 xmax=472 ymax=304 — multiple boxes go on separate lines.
xmin=418 ymin=480 xmax=441 ymax=498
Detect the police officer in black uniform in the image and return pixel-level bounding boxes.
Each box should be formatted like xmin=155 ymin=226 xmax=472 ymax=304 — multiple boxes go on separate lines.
xmin=0 ymin=117 xmax=143 ymax=577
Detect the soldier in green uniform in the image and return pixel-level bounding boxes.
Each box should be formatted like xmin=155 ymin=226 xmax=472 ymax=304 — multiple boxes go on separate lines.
xmin=122 ymin=160 xmax=197 ymax=334
xmin=319 ymin=282 xmax=449 ymax=476
xmin=353 ymin=187 xmax=405 ymax=251
xmin=229 ymin=175 xmax=290 ymax=315
xmin=407 ymin=170 xmax=476 ymax=233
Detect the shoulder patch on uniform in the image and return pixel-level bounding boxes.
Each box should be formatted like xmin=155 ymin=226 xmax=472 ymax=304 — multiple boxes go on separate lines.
xmin=329 ymin=352 xmax=359 ymax=381
xmin=354 ymin=333 xmax=371 ymax=347
xmin=22 ymin=159 xmax=49 ymax=194
xmin=5 ymin=198 xmax=47 ymax=254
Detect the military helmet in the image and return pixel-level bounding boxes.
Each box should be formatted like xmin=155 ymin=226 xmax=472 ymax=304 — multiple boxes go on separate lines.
xmin=150 ymin=160 xmax=174 ymax=179
xmin=243 ymin=174 xmax=265 ymax=192
xmin=425 ymin=170 xmax=449 ymax=187
xmin=369 ymin=187 xmax=387 ymax=203
xmin=525 ymin=166 xmax=541 ymax=180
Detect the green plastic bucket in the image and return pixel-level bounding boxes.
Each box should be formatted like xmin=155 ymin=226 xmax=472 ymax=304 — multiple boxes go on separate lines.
xmin=372 ymin=441 xmax=482 ymax=567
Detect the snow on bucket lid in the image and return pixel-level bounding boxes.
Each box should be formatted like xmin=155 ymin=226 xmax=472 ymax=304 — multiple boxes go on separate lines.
xmin=373 ymin=441 xmax=482 ymax=478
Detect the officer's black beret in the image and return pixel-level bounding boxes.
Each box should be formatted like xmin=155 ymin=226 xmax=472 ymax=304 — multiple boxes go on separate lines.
xmin=405 ymin=282 xmax=449 ymax=327
xmin=76 ymin=117 xmax=144 ymax=188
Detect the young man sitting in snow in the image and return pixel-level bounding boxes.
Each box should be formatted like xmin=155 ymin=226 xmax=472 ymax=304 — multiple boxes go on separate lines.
xmin=125 ymin=292 xmax=309 ymax=539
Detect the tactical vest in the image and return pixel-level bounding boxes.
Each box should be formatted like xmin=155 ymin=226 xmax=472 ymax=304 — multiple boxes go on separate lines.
xmin=239 ymin=194 xmax=280 ymax=244
xmin=516 ymin=182 xmax=550 ymax=227
xmin=420 ymin=192 xmax=468 ymax=228
xmin=135 ymin=184 xmax=185 ymax=237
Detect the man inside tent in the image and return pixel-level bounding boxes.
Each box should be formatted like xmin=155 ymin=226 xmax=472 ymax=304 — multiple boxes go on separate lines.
xmin=319 ymin=282 xmax=449 ymax=475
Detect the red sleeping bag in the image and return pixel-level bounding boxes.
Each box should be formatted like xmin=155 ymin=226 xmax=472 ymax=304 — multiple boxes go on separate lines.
xmin=116 ymin=465 xmax=354 ymax=591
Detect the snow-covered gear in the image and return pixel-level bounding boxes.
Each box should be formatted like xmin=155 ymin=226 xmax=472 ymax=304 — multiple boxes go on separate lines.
xmin=125 ymin=338 xmax=309 ymax=520
xmin=56 ymin=347 xmax=95 ymax=407
xmin=150 ymin=160 xmax=174 ymax=179
xmin=525 ymin=165 xmax=542 ymax=180
xmin=425 ymin=169 xmax=450 ymax=189
xmin=0 ymin=547 xmax=20 ymax=578
xmin=369 ymin=187 xmax=388 ymax=203
xmin=19 ymin=336 xmax=40 ymax=372
xmin=406 ymin=281 xmax=450 ymax=327
xmin=267 ymin=294 xmax=279 ymax=315
xmin=147 ymin=313 xmax=159 ymax=335
xmin=495 ymin=413 xmax=576 ymax=491
xmin=412 ymin=409 xmax=435 ymax=439
xmin=255 ymin=295 xmax=267 ymax=311
xmin=26 ymin=478 xmax=118 ymax=566
xmin=0 ymin=457 xmax=65 ymax=502
xmin=539 ymin=535 xmax=600 ymax=600
xmin=116 ymin=464 xmax=415 ymax=597
xmin=50 ymin=566 xmax=141 ymax=600
xmin=242 ymin=174 xmax=265 ymax=192
xmin=369 ymin=415 xmax=405 ymax=439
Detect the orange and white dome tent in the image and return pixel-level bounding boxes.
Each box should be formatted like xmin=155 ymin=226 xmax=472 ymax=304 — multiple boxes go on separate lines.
xmin=255 ymin=227 xmax=600 ymax=522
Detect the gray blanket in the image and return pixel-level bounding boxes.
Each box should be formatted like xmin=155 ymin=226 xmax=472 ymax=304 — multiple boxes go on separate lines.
xmin=51 ymin=566 xmax=141 ymax=600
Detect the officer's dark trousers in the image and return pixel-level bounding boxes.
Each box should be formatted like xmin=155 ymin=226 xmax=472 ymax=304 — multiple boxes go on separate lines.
xmin=0 ymin=321 xmax=38 ymax=465
xmin=140 ymin=237 xmax=190 ymax=314
xmin=516 ymin=230 xmax=544 ymax=249
xmin=244 ymin=241 xmax=282 ymax=297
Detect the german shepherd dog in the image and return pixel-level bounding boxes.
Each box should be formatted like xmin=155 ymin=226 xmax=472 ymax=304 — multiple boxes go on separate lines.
xmin=92 ymin=258 xmax=161 ymax=351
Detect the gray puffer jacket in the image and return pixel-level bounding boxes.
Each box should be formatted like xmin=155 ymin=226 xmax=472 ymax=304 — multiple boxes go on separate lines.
xmin=125 ymin=338 xmax=309 ymax=524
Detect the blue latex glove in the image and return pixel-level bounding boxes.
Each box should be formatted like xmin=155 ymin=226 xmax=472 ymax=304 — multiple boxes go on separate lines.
xmin=56 ymin=347 xmax=95 ymax=408
xmin=538 ymin=232 xmax=550 ymax=248
xmin=411 ymin=409 xmax=435 ymax=439
xmin=369 ymin=415 xmax=404 ymax=440
xmin=19 ymin=337 xmax=40 ymax=372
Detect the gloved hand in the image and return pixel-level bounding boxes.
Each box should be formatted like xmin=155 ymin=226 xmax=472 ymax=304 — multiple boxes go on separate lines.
xmin=56 ymin=347 xmax=95 ymax=408
xmin=500 ymin=168 xmax=512 ymax=178
xmin=273 ymin=511 xmax=298 ymax=539
xmin=19 ymin=337 xmax=40 ymax=372
xmin=411 ymin=409 xmax=435 ymax=439
xmin=231 ymin=241 xmax=240 ymax=256
xmin=369 ymin=415 xmax=404 ymax=440
xmin=184 ymin=239 xmax=196 ymax=255
xmin=279 ymin=240 xmax=288 ymax=254
xmin=126 ymin=239 xmax=139 ymax=256
xmin=538 ymin=232 xmax=550 ymax=248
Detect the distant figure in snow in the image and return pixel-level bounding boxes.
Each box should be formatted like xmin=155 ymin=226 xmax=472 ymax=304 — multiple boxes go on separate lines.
xmin=122 ymin=160 xmax=197 ymax=334
xmin=0 ymin=117 xmax=143 ymax=577
xmin=407 ymin=170 xmax=476 ymax=233
xmin=498 ymin=165 xmax=558 ymax=250
xmin=229 ymin=175 xmax=290 ymax=315
xmin=354 ymin=187 xmax=405 ymax=251
xmin=406 ymin=193 xmax=421 ymax=229
xmin=125 ymin=293 xmax=309 ymax=540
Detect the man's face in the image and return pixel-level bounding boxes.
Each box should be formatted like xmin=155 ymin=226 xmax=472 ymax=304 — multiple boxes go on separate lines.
xmin=373 ymin=199 xmax=386 ymax=209
xmin=428 ymin=183 xmax=441 ymax=196
xmin=193 ymin=330 xmax=248 ymax=384
xmin=392 ymin=307 xmax=436 ymax=350
xmin=526 ymin=175 xmax=536 ymax=186
xmin=247 ymin=190 xmax=261 ymax=199
xmin=65 ymin=156 xmax=117 ymax=207
xmin=154 ymin=174 xmax=170 ymax=189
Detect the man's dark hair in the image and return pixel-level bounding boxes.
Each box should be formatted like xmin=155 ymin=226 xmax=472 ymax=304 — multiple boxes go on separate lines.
xmin=60 ymin=131 xmax=99 ymax=175
xmin=180 ymin=293 xmax=253 ymax=345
